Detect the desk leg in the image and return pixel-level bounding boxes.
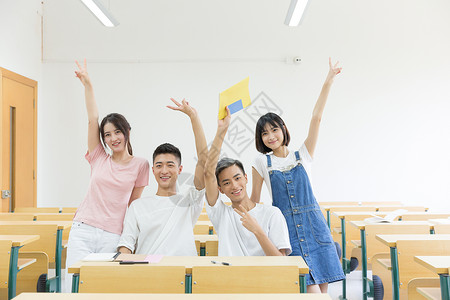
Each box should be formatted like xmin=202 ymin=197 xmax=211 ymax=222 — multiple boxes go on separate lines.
xmin=209 ymin=229 xmax=213 ymax=235
xmin=390 ymin=247 xmax=400 ymax=300
xmin=55 ymin=228 xmax=63 ymax=292
xmin=440 ymin=274 xmax=450 ymax=300
xmin=327 ymin=211 xmax=331 ymax=230
xmin=360 ymin=229 xmax=368 ymax=300
xmin=71 ymin=274 xmax=80 ymax=293
xmin=299 ymin=275 xmax=307 ymax=293
xmin=7 ymin=246 xmax=20 ymax=300
xmin=340 ymin=218 xmax=347 ymax=300
xmin=185 ymin=274 xmax=192 ymax=293
xmin=200 ymin=247 xmax=205 ymax=256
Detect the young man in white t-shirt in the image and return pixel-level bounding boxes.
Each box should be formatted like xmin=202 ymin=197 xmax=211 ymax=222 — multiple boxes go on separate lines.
xmin=118 ymin=99 xmax=207 ymax=255
xmin=204 ymin=108 xmax=291 ymax=256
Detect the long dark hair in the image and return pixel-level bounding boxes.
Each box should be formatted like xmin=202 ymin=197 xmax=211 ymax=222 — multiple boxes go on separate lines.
xmin=255 ymin=112 xmax=290 ymax=154
xmin=100 ymin=113 xmax=133 ymax=155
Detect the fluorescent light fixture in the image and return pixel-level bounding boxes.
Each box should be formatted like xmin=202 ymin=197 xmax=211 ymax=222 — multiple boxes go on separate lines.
xmin=80 ymin=0 xmax=119 ymax=27
xmin=284 ymin=0 xmax=310 ymax=27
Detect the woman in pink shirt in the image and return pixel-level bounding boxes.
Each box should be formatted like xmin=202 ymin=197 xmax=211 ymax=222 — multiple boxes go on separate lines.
xmin=64 ymin=60 xmax=149 ymax=292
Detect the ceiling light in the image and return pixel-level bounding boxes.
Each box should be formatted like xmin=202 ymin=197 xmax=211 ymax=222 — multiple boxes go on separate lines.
xmin=80 ymin=0 xmax=119 ymax=27
xmin=285 ymin=0 xmax=310 ymax=27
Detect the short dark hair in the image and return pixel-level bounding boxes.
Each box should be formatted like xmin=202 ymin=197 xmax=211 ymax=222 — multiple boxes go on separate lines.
xmin=152 ymin=143 xmax=182 ymax=164
xmin=215 ymin=157 xmax=245 ymax=186
xmin=100 ymin=113 xmax=133 ymax=155
xmin=255 ymin=112 xmax=290 ymax=154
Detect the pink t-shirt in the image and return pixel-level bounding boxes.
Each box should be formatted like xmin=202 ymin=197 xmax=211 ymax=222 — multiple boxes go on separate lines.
xmin=74 ymin=143 xmax=149 ymax=235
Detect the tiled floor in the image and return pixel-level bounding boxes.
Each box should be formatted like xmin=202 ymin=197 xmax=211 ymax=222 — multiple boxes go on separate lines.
xmin=328 ymin=270 xmax=367 ymax=300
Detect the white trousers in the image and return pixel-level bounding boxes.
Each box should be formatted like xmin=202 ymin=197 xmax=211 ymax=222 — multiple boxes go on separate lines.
xmin=63 ymin=221 xmax=120 ymax=293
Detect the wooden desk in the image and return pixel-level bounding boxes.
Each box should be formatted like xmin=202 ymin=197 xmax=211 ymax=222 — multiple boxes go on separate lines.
xmin=194 ymin=234 xmax=218 ymax=256
xmin=194 ymin=221 xmax=214 ymax=234
xmin=68 ymin=256 xmax=310 ymax=294
xmin=331 ymin=211 xmax=393 ymax=300
xmin=12 ymin=293 xmax=333 ymax=300
xmin=0 ymin=235 xmax=39 ymax=300
xmin=428 ymin=218 xmax=450 ymax=225
xmin=415 ymin=256 xmax=450 ymax=300
xmin=350 ymin=221 xmax=431 ymax=300
xmin=376 ymin=234 xmax=450 ymax=300
xmin=0 ymin=221 xmax=71 ymax=293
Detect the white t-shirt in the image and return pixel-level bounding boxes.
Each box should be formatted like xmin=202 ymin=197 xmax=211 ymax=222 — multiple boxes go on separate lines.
xmin=252 ymin=144 xmax=313 ymax=204
xmin=118 ymin=187 xmax=205 ymax=256
xmin=206 ymin=197 xmax=292 ymax=256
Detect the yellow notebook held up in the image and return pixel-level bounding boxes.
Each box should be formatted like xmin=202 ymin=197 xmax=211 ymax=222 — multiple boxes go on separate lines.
xmin=218 ymin=77 xmax=251 ymax=120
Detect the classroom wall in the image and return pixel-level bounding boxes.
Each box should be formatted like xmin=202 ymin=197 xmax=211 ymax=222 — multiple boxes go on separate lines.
xmin=6 ymin=0 xmax=450 ymax=210
xmin=0 ymin=0 xmax=42 ymax=81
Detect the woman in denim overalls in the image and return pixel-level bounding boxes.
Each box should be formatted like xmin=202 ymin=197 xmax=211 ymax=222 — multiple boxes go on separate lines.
xmin=251 ymin=58 xmax=345 ymax=293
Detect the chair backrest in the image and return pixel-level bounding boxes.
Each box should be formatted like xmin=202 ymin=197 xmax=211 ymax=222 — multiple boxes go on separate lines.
xmin=0 ymin=213 xmax=34 ymax=221
xmin=193 ymin=224 xmax=210 ymax=235
xmin=205 ymin=241 xmax=218 ymax=256
xmin=35 ymin=213 xmax=74 ymax=221
xmin=397 ymin=239 xmax=450 ymax=291
xmin=191 ymin=265 xmax=299 ymax=293
xmin=0 ymin=240 xmax=12 ymax=291
xmin=407 ymin=277 xmax=439 ymax=300
xmin=16 ymin=252 xmax=49 ymax=295
xmin=0 ymin=224 xmax=58 ymax=263
xmin=79 ymin=265 xmax=186 ymax=293
xmin=434 ymin=224 xmax=450 ymax=234
xmin=343 ymin=214 xmax=383 ymax=255
xmin=60 ymin=207 xmax=77 ymax=213
xmin=14 ymin=207 xmax=60 ymax=213
xmin=401 ymin=213 xmax=450 ymax=221
xmin=366 ymin=224 xmax=430 ymax=263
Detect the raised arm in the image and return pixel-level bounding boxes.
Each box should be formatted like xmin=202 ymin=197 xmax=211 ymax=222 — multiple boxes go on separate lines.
xmin=304 ymin=58 xmax=342 ymax=157
xmin=167 ymin=98 xmax=207 ymax=190
xmin=75 ymin=59 xmax=100 ymax=154
xmin=234 ymin=205 xmax=285 ymax=256
xmin=204 ymin=108 xmax=231 ymax=206
xmin=250 ymin=168 xmax=264 ymax=203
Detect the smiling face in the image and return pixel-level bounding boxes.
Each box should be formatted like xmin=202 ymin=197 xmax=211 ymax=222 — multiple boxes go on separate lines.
xmin=152 ymin=153 xmax=183 ymax=190
xmin=217 ymin=164 xmax=248 ymax=202
xmin=261 ymin=123 xmax=285 ymax=151
xmin=103 ymin=122 xmax=127 ymax=153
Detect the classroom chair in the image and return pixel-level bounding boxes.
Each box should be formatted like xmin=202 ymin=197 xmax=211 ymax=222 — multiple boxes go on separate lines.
xmin=374 ymin=238 xmax=450 ymax=299
xmin=0 ymin=224 xmax=60 ymax=293
xmin=78 ymin=265 xmax=186 ymax=293
xmin=14 ymin=207 xmax=60 ymax=213
xmin=0 ymin=240 xmax=12 ymax=299
xmin=191 ymin=265 xmax=300 ymax=293
xmin=407 ymin=278 xmax=440 ymax=300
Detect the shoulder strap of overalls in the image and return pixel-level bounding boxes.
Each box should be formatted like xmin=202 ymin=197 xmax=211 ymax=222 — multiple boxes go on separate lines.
xmin=295 ymin=151 xmax=301 ymax=163
xmin=266 ymin=154 xmax=272 ymax=168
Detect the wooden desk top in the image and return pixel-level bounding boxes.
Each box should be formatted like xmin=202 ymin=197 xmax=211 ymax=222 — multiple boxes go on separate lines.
xmin=350 ymin=220 xmax=431 ymax=230
xmin=322 ymin=206 xmax=377 ymax=211
xmin=0 ymin=235 xmax=40 ymax=247
xmin=0 ymin=220 xmax=72 ymax=230
xmin=13 ymin=293 xmax=332 ymax=300
xmin=69 ymin=255 xmax=309 ymax=275
xmin=195 ymin=221 xmax=213 ymax=227
xmin=194 ymin=234 xmax=218 ymax=243
xmin=376 ymin=234 xmax=450 ymax=248
xmin=414 ymin=256 xmax=450 ymax=274
xmin=428 ymin=218 xmax=450 ymax=225
xmin=332 ymin=211 xmax=388 ymax=219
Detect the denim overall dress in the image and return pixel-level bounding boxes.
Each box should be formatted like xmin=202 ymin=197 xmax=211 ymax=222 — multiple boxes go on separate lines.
xmin=267 ymin=151 xmax=344 ymax=285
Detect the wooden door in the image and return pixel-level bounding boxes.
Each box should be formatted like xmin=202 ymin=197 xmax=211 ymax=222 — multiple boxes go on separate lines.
xmin=0 ymin=68 xmax=37 ymax=212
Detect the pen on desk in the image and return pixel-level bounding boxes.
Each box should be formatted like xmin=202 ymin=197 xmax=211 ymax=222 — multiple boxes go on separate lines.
xmin=112 ymin=252 xmax=121 ymax=260
xmin=211 ymin=260 xmax=231 ymax=266
xmin=119 ymin=261 xmax=149 ymax=265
